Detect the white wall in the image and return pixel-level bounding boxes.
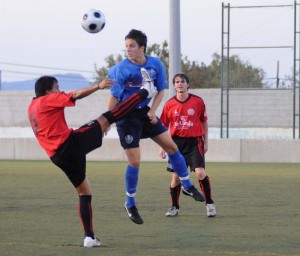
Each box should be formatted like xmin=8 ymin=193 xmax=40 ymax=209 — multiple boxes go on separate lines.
xmin=1 ymin=137 xmax=300 ymax=163
xmin=0 ymin=88 xmax=296 ymax=128
xmin=1 ymin=89 xmax=299 ymax=162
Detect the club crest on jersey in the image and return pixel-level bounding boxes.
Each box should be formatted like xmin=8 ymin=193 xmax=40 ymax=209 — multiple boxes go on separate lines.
xmin=188 ymin=108 xmax=195 ymax=116
xmin=125 ymin=134 xmax=133 ymax=144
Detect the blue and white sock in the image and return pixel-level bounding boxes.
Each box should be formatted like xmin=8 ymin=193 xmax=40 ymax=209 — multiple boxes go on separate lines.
xmin=168 ymin=151 xmax=192 ymax=190
xmin=125 ymin=165 xmax=139 ymax=208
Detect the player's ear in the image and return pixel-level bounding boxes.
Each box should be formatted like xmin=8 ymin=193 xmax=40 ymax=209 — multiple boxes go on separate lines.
xmin=140 ymin=45 xmax=146 ymax=53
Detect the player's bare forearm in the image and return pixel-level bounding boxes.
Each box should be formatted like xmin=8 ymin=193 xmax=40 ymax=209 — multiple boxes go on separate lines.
xmin=71 ymin=84 xmax=98 ymax=100
xmin=159 ymin=147 xmax=166 ymax=159
xmin=147 ymin=90 xmax=164 ymax=124
xmin=72 ymin=78 xmax=113 ymax=100
xmin=203 ymin=121 xmax=208 ymax=139
xmin=150 ymin=89 xmax=164 ymax=114
xmin=203 ymin=121 xmax=208 ymax=152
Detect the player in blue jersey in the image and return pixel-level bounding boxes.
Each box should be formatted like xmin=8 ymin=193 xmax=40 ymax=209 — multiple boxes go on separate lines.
xmin=107 ymin=29 xmax=205 ymax=225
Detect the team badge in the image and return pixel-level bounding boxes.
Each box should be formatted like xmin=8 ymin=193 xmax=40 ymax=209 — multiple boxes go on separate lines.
xmin=188 ymin=108 xmax=195 ymax=116
xmin=125 ymin=134 xmax=133 ymax=144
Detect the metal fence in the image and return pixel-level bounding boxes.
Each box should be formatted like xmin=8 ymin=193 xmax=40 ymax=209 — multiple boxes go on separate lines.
xmin=221 ymin=1 xmax=300 ymax=138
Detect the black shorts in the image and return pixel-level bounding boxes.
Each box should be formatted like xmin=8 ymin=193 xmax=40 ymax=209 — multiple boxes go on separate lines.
xmin=50 ymin=120 xmax=102 ymax=188
xmin=116 ymin=106 xmax=167 ymax=149
xmin=168 ymin=136 xmax=205 ymax=172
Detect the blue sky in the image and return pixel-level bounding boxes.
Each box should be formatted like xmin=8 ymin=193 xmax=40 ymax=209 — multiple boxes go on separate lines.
xmin=0 ymin=0 xmax=295 ymax=83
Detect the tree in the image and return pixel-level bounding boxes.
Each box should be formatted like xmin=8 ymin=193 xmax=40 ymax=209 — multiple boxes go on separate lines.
xmin=281 ymin=69 xmax=297 ymax=89
xmin=146 ymin=41 xmax=169 ymax=79
xmin=94 ymin=54 xmax=123 ymax=82
xmin=181 ymin=56 xmax=221 ymax=88
xmin=189 ymin=53 xmax=265 ymax=89
xmin=94 ymin=41 xmax=265 ymax=89
xmin=221 ymin=54 xmax=265 ymax=89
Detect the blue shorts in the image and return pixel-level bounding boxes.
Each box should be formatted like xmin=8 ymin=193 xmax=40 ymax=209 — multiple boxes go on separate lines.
xmin=116 ymin=106 xmax=167 ymax=149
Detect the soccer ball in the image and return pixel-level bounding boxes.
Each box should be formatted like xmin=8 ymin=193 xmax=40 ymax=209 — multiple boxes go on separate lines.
xmin=81 ymin=9 xmax=106 ymax=34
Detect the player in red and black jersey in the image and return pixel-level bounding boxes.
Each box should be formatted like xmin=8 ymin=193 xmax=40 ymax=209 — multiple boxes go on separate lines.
xmin=28 ymin=75 xmax=157 ymax=247
xmin=160 ymin=73 xmax=216 ymax=217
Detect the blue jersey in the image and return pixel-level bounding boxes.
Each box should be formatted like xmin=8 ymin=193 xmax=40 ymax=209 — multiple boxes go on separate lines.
xmin=108 ymin=55 xmax=167 ymax=108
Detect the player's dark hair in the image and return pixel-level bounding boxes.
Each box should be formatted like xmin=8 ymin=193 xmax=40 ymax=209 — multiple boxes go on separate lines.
xmin=35 ymin=76 xmax=58 ymax=97
xmin=172 ymin=73 xmax=190 ymax=84
xmin=125 ymin=29 xmax=147 ymax=53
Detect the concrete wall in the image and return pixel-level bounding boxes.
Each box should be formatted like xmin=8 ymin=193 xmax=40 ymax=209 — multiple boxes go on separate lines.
xmin=1 ymin=137 xmax=300 ymax=163
xmin=0 ymin=88 xmax=296 ymax=128
xmin=1 ymin=89 xmax=299 ymax=163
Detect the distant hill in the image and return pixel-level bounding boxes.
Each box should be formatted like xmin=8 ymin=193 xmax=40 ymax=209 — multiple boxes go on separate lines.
xmin=1 ymin=73 xmax=91 ymax=91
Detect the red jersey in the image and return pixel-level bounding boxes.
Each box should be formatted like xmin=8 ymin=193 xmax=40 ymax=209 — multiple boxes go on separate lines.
xmin=28 ymin=92 xmax=75 ymax=157
xmin=160 ymin=93 xmax=207 ymax=137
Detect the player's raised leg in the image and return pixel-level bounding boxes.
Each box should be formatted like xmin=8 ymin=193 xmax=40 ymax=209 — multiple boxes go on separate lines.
xmin=153 ymin=132 xmax=205 ymax=202
xmin=99 ymin=78 xmax=157 ymax=130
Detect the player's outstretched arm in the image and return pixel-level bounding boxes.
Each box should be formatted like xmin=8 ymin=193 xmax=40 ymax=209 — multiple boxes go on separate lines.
xmin=71 ymin=78 xmax=113 ymax=100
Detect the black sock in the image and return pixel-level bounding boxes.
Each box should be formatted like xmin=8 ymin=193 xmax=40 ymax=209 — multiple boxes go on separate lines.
xmin=170 ymin=184 xmax=181 ymax=209
xmin=199 ymin=176 xmax=214 ymax=204
xmin=102 ymin=90 xmax=148 ymax=124
xmin=78 ymin=195 xmax=94 ymax=238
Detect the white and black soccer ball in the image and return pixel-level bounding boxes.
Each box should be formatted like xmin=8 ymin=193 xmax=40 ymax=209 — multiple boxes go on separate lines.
xmin=81 ymin=9 xmax=106 ymax=34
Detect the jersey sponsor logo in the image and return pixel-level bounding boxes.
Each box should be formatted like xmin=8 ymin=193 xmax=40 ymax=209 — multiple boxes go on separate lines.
xmin=180 ymin=116 xmax=186 ymax=121
xmin=174 ymin=115 xmax=194 ymax=129
xmin=126 ymin=74 xmax=142 ymax=88
xmin=126 ymin=82 xmax=140 ymax=87
xmin=125 ymin=134 xmax=133 ymax=144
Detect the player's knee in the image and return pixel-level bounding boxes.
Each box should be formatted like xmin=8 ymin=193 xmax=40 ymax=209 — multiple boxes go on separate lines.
xmin=76 ymin=178 xmax=92 ymax=195
xmin=196 ymin=168 xmax=206 ymax=180
xmin=163 ymin=141 xmax=178 ymax=154
xmin=97 ymin=115 xmax=109 ymax=133
xmin=173 ymin=175 xmax=180 ymax=184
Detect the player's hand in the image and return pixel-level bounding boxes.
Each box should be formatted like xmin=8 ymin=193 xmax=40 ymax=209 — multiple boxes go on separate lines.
xmin=204 ymin=140 xmax=208 ymax=153
xmin=102 ymin=125 xmax=111 ymax=136
xmin=147 ymin=111 xmax=157 ymax=124
xmin=159 ymin=148 xmax=166 ymax=159
xmin=98 ymin=78 xmax=114 ymax=89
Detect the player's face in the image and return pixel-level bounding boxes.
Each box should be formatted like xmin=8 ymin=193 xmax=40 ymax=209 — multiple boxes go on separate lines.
xmin=174 ymin=77 xmax=189 ymax=93
xmin=49 ymin=82 xmax=60 ymax=93
xmin=125 ymin=39 xmax=145 ymax=63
